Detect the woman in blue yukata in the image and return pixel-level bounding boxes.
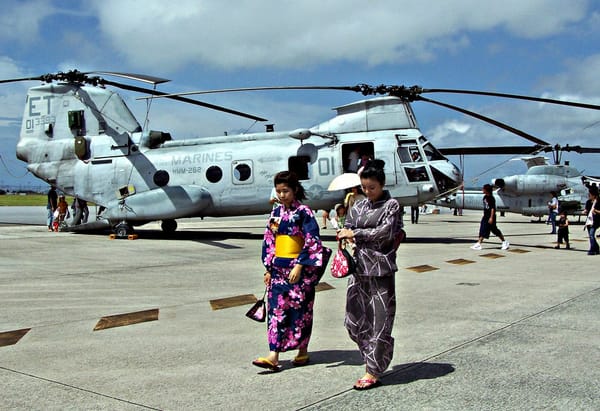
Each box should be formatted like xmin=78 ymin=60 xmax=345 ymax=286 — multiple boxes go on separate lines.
xmin=252 ymin=171 xmax=326 ymax=371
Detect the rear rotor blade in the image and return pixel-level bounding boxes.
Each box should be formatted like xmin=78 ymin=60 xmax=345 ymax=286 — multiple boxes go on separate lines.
xmin=416 ymin=95 xmax=551 ymax=146
xmin=557 ymin=145 xmax=600 ymax=154
xmin=421 ymin=88 xmax=600 ymax=111
xmin=439 ymin=146 xmax=544 ymax=156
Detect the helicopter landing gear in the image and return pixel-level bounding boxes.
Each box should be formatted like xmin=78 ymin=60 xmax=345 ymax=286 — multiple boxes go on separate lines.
xmin=161 ymin=219 xmax=178 ymax=233
xmin=114 ymin=222 xmax=133 ymax=238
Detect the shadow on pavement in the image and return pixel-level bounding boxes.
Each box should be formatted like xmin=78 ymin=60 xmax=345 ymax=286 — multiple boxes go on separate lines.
xmin=383 ymin=362 xmax=455 ymax=385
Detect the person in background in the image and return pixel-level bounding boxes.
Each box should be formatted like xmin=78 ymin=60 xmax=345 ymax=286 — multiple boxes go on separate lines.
xmin=54 ymin=195 xmax=69 ymax=231
xmin=547 ymin=191 xmax=559 ymax=234
xmin=554 ymin=210 xmax=570 ymax=249
xmin=470 ymin=184 xmax=509 ymax=251
xmin=331 ymin=203 xmax=346 ymax=229
xmin=346 ymin=146 xmax=360 ymax=173
xmin=320 ymin=209 xmax=330 ymax=229
xmin=583 ymin=185 xmax=600 ymax=255
xmin=410 ymin=205 xmax=419 ymax=224
xmin=71 ymin=196 xmax=89 ymax=225
xmin=252 ymin=171 xmax=326 ymax=371
xmin=46 ymin=186 xmax=58 ymax=231
xmin=337 ymin=159 xmax=403 ymax=390
xmin=269 ymin=186 xmax=280 ymax=209
xmin=344 ymin=186 xmax=366 ymax=218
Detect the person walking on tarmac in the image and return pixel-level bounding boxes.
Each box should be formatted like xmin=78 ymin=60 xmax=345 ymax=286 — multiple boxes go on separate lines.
xmin=470 ymin=184 xmax=509 ymax=251
xmin=46 ymin=186 xmax=58 ymax=231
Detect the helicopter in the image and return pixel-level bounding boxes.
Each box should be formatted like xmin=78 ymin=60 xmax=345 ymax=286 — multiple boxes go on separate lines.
xmin=3 ymin=70 xmax=600 ymax=237
xmin=433 ymin=145 xmax=600 ymax=218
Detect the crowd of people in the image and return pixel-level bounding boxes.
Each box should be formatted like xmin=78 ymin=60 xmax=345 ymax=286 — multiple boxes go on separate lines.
xmin=46 ymin=187 xmax=89 ymax=232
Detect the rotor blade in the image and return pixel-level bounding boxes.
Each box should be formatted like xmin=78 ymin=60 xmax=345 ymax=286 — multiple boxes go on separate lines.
xmin=135 ymin=85 xmax=360 ymax=100
xmin=0 ymin=75 xmax=45 ymax=84
xmin=557 ymin=145 xmax=600 ymax=154
xmin=102 ymin=80 xmax=268 ymax=122
xmin=90 ymin=71 xmax=170 ymax=85
xmin=439 ymin=146 xmax=544 ymax=156
xmin=415 ymin=95 xmax=551 ymax=146
xmin=421 ymin=88 xmax=600 ymax=111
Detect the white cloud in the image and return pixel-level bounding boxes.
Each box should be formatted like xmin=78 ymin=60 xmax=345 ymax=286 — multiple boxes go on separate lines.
xmin=0 ymin=0 xmax=56 ymax=44
xmin=87 ymin=0 xmax=590 ymax=71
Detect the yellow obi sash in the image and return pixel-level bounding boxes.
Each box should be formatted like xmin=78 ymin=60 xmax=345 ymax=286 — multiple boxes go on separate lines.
xmin=275 ymin=235 xmax=304 ymax=258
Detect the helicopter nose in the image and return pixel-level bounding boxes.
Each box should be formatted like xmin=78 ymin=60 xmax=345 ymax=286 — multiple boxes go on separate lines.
xmin=430 ymin=160 xmax=462 ymax=193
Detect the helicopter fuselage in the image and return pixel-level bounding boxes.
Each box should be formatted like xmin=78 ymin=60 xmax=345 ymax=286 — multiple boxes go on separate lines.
xmin=16 ymin=83 xmax=461 ymax=232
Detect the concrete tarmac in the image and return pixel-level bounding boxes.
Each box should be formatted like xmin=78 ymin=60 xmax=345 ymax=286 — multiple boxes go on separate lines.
xmin=0 ymin=208 xmax=598 ymax=410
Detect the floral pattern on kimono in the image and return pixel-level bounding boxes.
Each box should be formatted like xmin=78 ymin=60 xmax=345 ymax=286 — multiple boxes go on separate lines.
xmin=262 ymin=200 xmax=324 ymax=352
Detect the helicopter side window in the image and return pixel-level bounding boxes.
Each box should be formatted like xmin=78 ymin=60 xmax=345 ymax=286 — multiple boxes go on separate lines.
xmin=232 ymin=161 xmax=253 ymax=184
xmin=404 ymin=166 xmax=429 ymax=182
xmin=288 ymin=156 xmax=310 ymax=180
xmin=206 ymin=165 xmax=223 ymax=183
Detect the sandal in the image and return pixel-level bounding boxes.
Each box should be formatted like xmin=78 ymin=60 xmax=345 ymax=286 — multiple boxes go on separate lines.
xmin=353 ymin=378 xmax=382 ymax=390
xmin=252 ymin=357 xmax=281 ymax=372
xmin=292 ymin=354 xmax=310 ymax=366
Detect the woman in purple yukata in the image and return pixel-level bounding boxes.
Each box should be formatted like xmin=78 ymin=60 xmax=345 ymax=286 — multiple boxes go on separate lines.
xmin=337 ymin=159 xmax=403 ymax=390
xmin=252 ymin=171 xmax=325 ymax=371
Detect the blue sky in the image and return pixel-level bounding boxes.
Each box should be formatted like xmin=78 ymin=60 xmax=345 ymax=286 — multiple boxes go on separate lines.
xmin=1 ymin=0 xmax=600 ymax=190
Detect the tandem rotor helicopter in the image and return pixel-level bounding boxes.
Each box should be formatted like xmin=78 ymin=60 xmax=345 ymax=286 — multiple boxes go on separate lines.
xmin=3 ymin=69 xmax=600 ymax=237
xmin=433 ymin=148 xmax=600 ymax=219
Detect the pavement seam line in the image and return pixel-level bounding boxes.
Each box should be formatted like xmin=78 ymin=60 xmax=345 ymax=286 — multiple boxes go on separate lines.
xmin=0 ymin=365 xmax=162 ymax=410
xmin=297 ymin=285 xmax=600 ymax=410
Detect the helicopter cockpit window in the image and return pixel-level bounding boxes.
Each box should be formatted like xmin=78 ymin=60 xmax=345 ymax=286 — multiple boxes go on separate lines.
xmin=422 ymin=142 xmax=445 ymax=161
xmin=396 ymin=140 xmax=422 ymax=164
xmin=206 ymin=165 xmax=223 ymax=183
xmin=288 ymin=156 xmax=310 ymax=180
xmin=404 ymin=166 xmax=429 ymax=182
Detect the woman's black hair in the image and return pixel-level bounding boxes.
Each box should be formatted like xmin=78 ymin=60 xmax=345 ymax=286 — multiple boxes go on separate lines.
xmin=589 ymin=185 xmax=599 ymax=197
xmin=360 ymin=159 xmax=386 ymax=185
xmin=274 ymin=170 xmax=306 ymax=201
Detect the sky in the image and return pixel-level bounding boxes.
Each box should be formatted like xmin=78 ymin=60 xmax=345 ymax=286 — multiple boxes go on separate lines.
xmin=1 ymin=0 xmax=600 ymax=191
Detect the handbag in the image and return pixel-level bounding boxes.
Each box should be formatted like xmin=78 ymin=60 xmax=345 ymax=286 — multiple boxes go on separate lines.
xmin=245 ymin=288 xmax=267 ymax=322
xmin=314 ymin=246 xmax=332 ymax=284
xmin=331 ymin=239 xmax=356 ymax=278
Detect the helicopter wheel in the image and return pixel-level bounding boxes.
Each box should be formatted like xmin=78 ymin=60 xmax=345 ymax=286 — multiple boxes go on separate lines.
xmin=161 ymin=219 xmax=177 ymax=233
xmin=114 ymin=222 xmax=132 ymax=238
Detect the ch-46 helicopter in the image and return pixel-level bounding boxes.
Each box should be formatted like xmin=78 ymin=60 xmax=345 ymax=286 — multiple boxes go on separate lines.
xmin=3 ymin=70 xmax=600 ymax=237
xmin=433 ymin=145 xmax=600 ymax=218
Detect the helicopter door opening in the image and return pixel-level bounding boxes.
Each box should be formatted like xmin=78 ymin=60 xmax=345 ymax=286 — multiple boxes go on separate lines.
xmin=396 ymin=138 xmax=429 ymax=183
xmin=341 ymin=143 xmax=374 ymax=173
xmin=289 ymin=155 xmax=311 ymax=180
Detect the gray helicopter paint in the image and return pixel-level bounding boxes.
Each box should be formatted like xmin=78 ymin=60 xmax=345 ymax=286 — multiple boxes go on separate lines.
xmin=434 ymin=160 xmax=591 ymax=217
xmin=16 ymin=84 xmax=462 ymax=230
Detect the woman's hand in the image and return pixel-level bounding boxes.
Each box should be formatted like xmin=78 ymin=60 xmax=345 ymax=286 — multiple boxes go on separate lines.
xmin=288 ymin=264 xmax=302 ymax=284
xmin=337 ymin=228 xmax=354 ymax=240
xmin=263 ymin=271 xmax=271 ymax=286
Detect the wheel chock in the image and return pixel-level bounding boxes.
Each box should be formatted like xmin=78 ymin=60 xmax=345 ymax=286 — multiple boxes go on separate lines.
xmin=127 ymin=234 xmax=138 ymax=240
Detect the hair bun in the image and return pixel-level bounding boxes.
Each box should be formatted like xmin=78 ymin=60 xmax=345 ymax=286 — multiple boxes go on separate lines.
xmin=365 ymin=159 xmax=385 ymax=170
